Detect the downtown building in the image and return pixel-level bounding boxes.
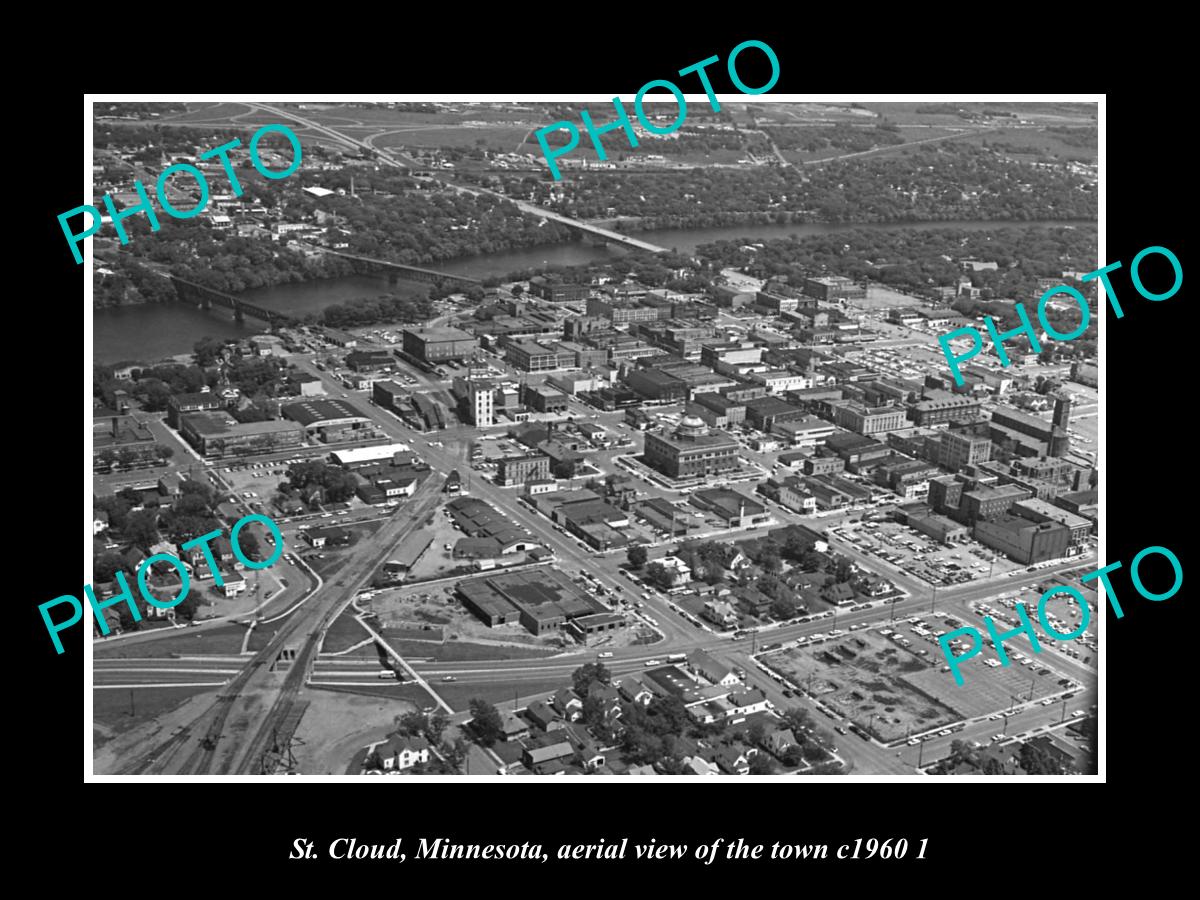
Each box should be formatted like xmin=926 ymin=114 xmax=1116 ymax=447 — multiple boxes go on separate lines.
xmin=643 ymin=416 xmax=740 ymax=480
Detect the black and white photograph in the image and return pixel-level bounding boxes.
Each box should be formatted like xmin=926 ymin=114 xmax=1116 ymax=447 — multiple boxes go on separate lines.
xmin=80 ymin=95 xmax=1105 ymax=780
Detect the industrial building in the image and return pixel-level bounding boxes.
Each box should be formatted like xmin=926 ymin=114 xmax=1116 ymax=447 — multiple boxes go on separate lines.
xmin=178 ymin=413 xmax=304 ymax=458
xmin=281 ymin=398 xmax=374 ymax=443
xmin=402 ymin=327 xmax=478 ymax=363
xmin=457 ymin=568 xmax=612 ymax=636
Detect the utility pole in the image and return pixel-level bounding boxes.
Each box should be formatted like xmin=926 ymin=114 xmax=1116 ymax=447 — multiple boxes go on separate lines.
xmin=930 ymin=584 xmax=937 ymax=614
xmin=917 ymin=738 xmax=925 ymax=769
xmin=1060 ymin=697 xmax=1068 ymax=724
xmin=1028 ymin=675 xmax=1035 ymax=703
xmin=129 ymin=689 xmax=136 ymax=717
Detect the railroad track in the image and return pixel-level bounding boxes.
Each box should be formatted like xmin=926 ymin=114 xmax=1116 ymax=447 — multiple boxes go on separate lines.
xmin=233 ymin=482 xmax=448 ymax=774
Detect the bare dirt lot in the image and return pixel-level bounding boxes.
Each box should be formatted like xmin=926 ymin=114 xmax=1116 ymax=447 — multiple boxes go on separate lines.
xmin=764 ymin=629 xmax=958 ymax=742
xmin=292 ymin=689 xmax=422 ymax=774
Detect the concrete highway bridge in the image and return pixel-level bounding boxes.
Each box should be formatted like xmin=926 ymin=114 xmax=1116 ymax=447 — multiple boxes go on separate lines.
xmin=508 ymin=201 xmax=669 ymax=254
xmin=242 ymin=101 xmax=669 ymax=257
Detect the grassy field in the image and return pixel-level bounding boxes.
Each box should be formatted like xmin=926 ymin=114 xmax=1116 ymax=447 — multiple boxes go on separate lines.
xmin=94 ymin=685 xmax=217 ymax=740
xmin=93 ymin=624 xmax=248 ymax=659
xmin=952 ymin=126 xmax=1097 ymax=163
xmin=374 ymin=126 xmax=533 ymax=151
xmin=384 ymin=638 xmax=560 ymax=662
xmin=322 ymin=609 xmax=372 ymax=653
xmin=434 ymin=677 xmax=565 ymax=712
xmin=309 ymin=681 xmax=440 ymax=706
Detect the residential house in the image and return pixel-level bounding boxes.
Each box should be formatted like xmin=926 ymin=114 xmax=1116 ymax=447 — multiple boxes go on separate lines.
xmin=683 ymin=755 xmax=720 ymax=776
xmin=767 ymin=728 xmax=799 ymax=757
xmin=524 ymin=700 xmax=565 ymax=732
xmin=586 ymin=682 xmax=623 ymax=723
xmin=727 ymin=688 xmax=771 ymax=717
xmin=523 ymin=739 xmax=575 ymax=770
xmin=711 ymin=744 xmax=760 ymax=775
xmin=552 ymin=688 xmax=584 ymax=721
xmin=563 ymin=724 xmax=606 ymax=772
xmin=616 ymin=676 xmax=656 ymax=707
xmin=366 ymin=733 xmax=431 ymax=771
xmin=822 ymin=582 xmax=856 ymax=607
xmin=702 ymin=599 xmax=738 ymax=630
xmin=499 ymin=710 xmax=532 ymax=742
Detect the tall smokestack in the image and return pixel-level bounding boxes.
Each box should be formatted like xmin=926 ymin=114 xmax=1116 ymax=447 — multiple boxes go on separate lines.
xmin=1053 ymin=393 xmax=1072 ymax=430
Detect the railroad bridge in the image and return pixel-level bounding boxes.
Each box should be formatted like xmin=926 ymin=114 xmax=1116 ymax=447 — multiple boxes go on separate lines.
xmin=170 ymin=276 xmax=297 ymax=327
xmin=304 ymin=245 xmax=482 ymax=287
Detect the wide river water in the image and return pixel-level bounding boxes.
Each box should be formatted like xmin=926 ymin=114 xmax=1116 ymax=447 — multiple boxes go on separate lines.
xmin=93 ymin=219 xmax=1092 ymax=364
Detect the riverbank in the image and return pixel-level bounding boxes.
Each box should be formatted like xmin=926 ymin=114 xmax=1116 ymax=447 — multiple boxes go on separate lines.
xmin=93 ymin=217 xmax=1095 ymax=365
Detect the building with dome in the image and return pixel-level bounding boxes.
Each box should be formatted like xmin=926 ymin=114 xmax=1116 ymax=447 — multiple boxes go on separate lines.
xmin=643 ymin=415 xmax=740 ymax=480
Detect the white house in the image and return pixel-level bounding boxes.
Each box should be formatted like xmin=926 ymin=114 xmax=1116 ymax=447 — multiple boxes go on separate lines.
xmin=365 ymin=733 xmax=431 ymax=771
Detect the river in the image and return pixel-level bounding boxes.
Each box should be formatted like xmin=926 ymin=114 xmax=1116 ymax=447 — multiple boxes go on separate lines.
xmin=92 ymin=218 xmax=1093 ymax=364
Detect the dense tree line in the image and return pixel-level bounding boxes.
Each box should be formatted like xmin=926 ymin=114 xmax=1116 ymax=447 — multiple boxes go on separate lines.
xmin=314 ymin=293 xmax=436 ymax=329
xmin=695 ymin=224 xmax=1099 ymax=307
xmin=484 ymin=142 xmax=1096 ymax=228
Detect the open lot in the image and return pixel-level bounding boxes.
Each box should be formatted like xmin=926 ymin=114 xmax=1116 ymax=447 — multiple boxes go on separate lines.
xmin=94 ymin=685 xmax=218 ymax=743
xmin=292 ymin=687 xmax=425 ymax=775
xmin=435 ymin=678 xmax=566 ymax=713
xmin=94 ymin=624 xmax=249 ymax=659
xmin=764 ymin=629 xmax=957 ymax=743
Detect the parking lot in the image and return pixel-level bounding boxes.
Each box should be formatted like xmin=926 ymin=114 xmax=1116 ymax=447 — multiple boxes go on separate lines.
xmin=970 ymin=585 xmax=1099 ymax=666
xmin=831 ymin=519 xmax=1023 ymax=586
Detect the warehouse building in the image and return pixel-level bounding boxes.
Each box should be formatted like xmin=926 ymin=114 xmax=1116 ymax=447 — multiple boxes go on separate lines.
xmin=402 ymin=327 xmax=478 ymax=363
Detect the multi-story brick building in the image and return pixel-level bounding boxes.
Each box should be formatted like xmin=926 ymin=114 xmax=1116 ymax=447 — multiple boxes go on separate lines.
xmin=643 ymin=416 xmax=740 ymax=480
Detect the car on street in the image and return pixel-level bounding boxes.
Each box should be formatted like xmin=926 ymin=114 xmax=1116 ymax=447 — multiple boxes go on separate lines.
xmin=644 ymin=659 xmax=663 ymax=667
xmin=441 ymin=675 xmax=457 ymax=682
xmin=907 ymin=737 xmax=920 ymax=745
xmin=938 ymin=729 xmax=953 ymax=736
xmin=992 ymin=734 xmax=1005 ymax=742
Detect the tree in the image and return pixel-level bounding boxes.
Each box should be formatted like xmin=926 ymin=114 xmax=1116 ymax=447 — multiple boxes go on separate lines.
xmin=440 ymin=737 xmax=469 ymax=772
xmin=749 ymin=753 xmax=775 ymax=775
xmin=644 ymin=561 xmax=675 ymax=591
xmin=571 ymin=662 xmax=611 ymax=696
xmin=237 ymin=530 xmax=262 ymax=562
xmin=94 ymin=552 xmax=131 ymax=584
xmin=426 ymin=710 xmax=449 ymax=746
xmin=396 ymin=711 xmax=428 ymax=737
xmin=468 ymin=698 xmax=503 ymax=747
xmin=771 ymin=597 xmax=797 ymax=620
xmin=780 ymin=745 xmax=805 ymax=768
xmin=124 ymin=509 xmax=160 ymax=547
xmin=782 ymin=707 xmax=814 ymax=735
xmin=580 ymin=696 xmax=606 ymax=729
xmin=626 ymin=544 xmax=648 ymax=569
xmin=747 ymin=721 xmax=767 ymax=749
